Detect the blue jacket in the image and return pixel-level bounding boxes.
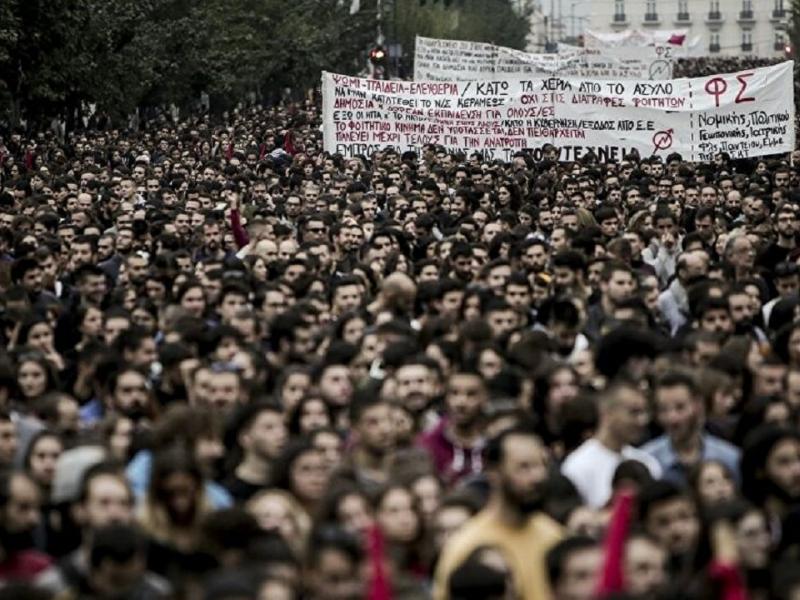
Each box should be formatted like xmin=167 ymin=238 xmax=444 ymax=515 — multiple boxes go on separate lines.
xmin=640 ymin=433 xmax=741 ymax=486
xmin=126 ymin=450 xmax=233 ymax=509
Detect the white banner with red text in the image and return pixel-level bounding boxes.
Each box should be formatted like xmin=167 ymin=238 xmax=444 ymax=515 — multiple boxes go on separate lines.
xmin=322 ymin=61 xmax=795 ymax=163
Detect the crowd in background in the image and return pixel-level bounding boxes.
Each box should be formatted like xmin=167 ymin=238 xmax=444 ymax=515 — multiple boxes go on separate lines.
xmin=0 ymin=55 xmax=798 ymax=600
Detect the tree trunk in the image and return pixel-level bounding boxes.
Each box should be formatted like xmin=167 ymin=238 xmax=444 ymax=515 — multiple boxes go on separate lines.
xmin=9 ymin=96 xmax=21 ymax=128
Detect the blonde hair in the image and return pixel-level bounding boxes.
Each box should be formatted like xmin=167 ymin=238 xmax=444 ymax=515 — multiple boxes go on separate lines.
xmin=246 ymin=488 xmax=311 ymax=558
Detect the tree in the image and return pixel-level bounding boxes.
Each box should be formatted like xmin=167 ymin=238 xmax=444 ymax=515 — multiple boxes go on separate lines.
xmin=195 ymin=0 xmax=377 ymax=107
xmin=393 ymin=0 xmax=532 ymax=69
xmin=0 ymin=0 xmax=378 ymax=128
xmin=789 ymin=0 xmax=800 ymax=56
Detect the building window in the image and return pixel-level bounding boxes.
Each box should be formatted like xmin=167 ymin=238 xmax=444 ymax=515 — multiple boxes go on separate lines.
xmin=614 ymin=0 xmax=625 ymax=20
xmin=741 ymin=31 xmax=752 ymax=51
xmin=710 ymin=32 xmax=720 ymax=52
xmin=677 ymin=0 xmax=689 ymax=20
xmin=645 ymin=0 xmax=657 ymax=20
xmin=708 ymin=0 xmax=721 ymax=19
xmin=776 ymin=31 xmax=787 ymax=50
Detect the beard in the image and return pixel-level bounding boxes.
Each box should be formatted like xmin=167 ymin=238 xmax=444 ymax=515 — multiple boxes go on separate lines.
xmin=734 ymin=319 xmax=753 ymax=336
xmin=501 ymin=477 xmax=545 ymax=515
xmin=0 ymin=526 xmax=35 ymax=553
xmin=122 ymin=404 xmax=147 ymax=421
xmin=404 ymin=393 xmax=430 ymax=415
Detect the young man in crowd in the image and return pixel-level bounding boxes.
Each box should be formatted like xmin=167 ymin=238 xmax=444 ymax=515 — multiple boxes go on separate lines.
xmin=0 ymin=71 xmax=798 ymax=599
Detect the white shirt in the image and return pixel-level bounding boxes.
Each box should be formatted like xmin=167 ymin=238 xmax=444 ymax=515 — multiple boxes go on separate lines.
xmin=561 ymin=438 xmax=662 ymax=508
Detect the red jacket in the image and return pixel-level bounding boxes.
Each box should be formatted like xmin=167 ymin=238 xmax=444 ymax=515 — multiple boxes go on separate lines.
xmin=417 ymin=418 xmax=485 ymax=486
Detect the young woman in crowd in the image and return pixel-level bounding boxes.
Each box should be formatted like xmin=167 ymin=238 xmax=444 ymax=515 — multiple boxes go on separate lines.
xmin=1 ymin=71 xmax=800 ymax=599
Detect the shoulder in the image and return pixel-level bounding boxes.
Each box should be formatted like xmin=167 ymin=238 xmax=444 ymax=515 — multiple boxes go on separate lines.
xmin=530 ymin=512 xmax=565 ymax=542
xmin=418 ymin=419 xmax=447 ymax=446
xmin=640 ymin=435 xmax=670 ymax=456
xmin=434 ymin=511 xmax=497 ymax=588
xmin=561 ymin=440 xmax=599 ymax=474
xmin=20 ymin=550 xmax=53 ymax=573
xmin=445 ymin=510 xmax=496 ymax=546
xmin=624 ymin=446 xmax=663 ymax=477
xmin=563 ymin=439 xmax=598 ymax=462
xmin=206 ymin=481 xmax=234 ymax=508
xmin=705 ymin=434 xmax=741 ymax=460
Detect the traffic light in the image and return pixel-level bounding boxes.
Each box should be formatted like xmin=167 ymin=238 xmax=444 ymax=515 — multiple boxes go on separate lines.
xmin=785 ymin=43 xmax=793 ymax=57
xmin=369 ymin=45 xmax=387 ymax=65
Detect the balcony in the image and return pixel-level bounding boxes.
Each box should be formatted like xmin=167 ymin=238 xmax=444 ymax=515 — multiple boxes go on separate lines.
xmin=611 ymin=13 xmax=628 ymax=26
xmin=710 ymin=43 xmax=721 ymax=53
xmin=738 ymin=10 xmax=755 ymax=22
xmin=772 ymin=8 xmax=787 ymax=21
xmin=675 ymin=12 xmax=691 ymax=23
xmin=775 ymin=40 xmax=788 ymax=51
xmin=643 ymin=12 xmax=661 ymax=24
xmin=706 ymin=11 xmax=724 ymax=23
xmin=741 ymin=43 xmax=753 ymax=52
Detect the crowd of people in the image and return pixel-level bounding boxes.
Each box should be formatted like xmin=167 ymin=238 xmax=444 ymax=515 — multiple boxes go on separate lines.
xmin=0 ymin=54 xmax=798 ymax=600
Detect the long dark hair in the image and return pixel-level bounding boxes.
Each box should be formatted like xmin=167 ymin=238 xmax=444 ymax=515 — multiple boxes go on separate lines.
xmin=270 ymin=437 xmax=317 ymax=494
xmin=14 ymin=348 xmax=60 ymax=399
xmin=149 ymin=446 xmax=203 ymax=510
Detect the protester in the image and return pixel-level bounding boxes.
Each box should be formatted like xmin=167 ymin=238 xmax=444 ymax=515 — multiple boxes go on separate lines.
xmin=0 ymin=53 xmax=798 ymax=598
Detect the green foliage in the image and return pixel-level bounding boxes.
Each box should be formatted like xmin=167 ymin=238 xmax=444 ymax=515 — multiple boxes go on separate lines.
xmin=393 ymin=0 xmax=531 ymax=62
xmin=0 ymin=0 xmax=377 ymax=126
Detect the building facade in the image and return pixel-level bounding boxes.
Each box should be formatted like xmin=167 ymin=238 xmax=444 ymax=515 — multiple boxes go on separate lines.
xmin=587 ymin=0 xmax=790 ymax=57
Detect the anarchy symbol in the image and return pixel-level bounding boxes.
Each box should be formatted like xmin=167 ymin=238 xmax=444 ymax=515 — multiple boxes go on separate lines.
xmin=652 ymin=129 xmax=674 ymax=154
xmin=648 ymin=60 xmax=670 ymax=80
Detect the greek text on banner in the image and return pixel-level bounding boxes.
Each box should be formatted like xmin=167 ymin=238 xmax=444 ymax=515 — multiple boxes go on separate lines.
xmin=413 ymin=35 xmax=675 ymax=82
xmin=322 ymin=62 xmax=795 ymax=163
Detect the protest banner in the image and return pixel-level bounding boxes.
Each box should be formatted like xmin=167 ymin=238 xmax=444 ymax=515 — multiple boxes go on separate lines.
xmin=414 ymin=36 xmax=675 ymax=81
xmin=584 ymin=29 xmax=704 ymax=57
xmin=322 ymin=61 xmax=794 ymax=163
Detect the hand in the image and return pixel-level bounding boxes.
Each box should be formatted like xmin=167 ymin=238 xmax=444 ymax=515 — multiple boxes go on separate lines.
xmin=710 ymin=521 xmax=738 ymax=564
xmin=43 ymin=345 xmax=65 ymax=371
xmin=229 ymin=192 xmax=240 ymax=211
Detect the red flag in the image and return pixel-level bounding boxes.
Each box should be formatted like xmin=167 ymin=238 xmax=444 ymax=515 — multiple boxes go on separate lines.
xmin=366 ymin=524 xmax=391 ymax=600
xmin=596 ymin=490 xmax=635 ymax=597
xmin=284 ymin=129 xmax=296 ymax=156
xmin=668 ymin=34 xmax=686 ymax=45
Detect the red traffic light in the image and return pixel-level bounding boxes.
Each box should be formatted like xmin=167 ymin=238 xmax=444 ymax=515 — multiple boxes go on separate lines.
xmin=369 ymin=46 xmax=386 ymax=63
